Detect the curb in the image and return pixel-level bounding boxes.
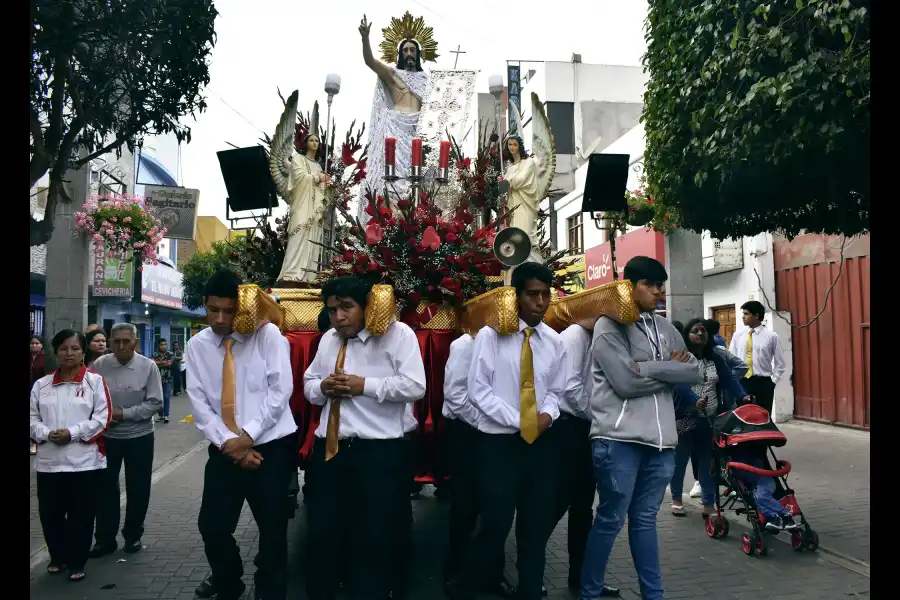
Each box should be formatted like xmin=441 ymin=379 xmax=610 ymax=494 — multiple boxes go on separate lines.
xmin=29 ymin=440 xmax=208 ymax=571
xmin=680 ymin=494 xmax=870 ymax=577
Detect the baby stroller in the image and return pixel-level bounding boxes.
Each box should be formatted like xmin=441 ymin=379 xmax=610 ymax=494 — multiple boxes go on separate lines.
xmin=703 ymin=404 xmax=820 ymax=557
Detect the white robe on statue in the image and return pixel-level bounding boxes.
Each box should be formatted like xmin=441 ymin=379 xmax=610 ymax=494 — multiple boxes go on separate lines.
xmin=506 ymin=157 xmax=541 ymax=253
xmin=278 ymin=155 xmax=326 ymax=283
xmin=358 ymin=68 xmax=430 ymax=224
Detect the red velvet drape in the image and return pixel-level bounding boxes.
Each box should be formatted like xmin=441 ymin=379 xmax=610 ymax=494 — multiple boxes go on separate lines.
xmin=285 ymin=328 xmax=457 ymax=484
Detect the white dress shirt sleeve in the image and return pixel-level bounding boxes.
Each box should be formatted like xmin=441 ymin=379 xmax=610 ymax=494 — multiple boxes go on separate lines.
xmin=443 ymin=336 xmax=473 ymax=418
xmin=186 ymin=339 xmax=239 ymax=448
xmin=562 ymin=328 xmax=589 ymax=419
xmin=540 ymin=339 xmax=564 ymax=422
xmin=729 ymin=331 xmax=741 ymax=358
xmin=771 ymin=333 xmax=786 ymax=383
xmin=69 ymin=376 xmax=112 ymax=442
xmin=29 ymin=381 xmax=50 ymax=443
xmin=362 ymin=324 xmax=426 ymax=403
xmin=303 ymin=333 xmax=331 ymax=406
xmin=467 ymin=327 xmax=520 ymax=429
xmin=243 ymin=326 xmax=296 ymax=442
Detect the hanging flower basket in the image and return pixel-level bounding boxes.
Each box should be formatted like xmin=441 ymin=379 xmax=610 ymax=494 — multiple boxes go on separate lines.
xmin=625 ymin=206 xmax=654 ymax=227
xmin=74 ymin=194 xmax=166 ymax=269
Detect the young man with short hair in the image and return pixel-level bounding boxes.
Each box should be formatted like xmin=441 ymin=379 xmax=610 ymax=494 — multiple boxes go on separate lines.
xmin=187 ymin=270 xmax=297 ymax=600
xmin=579 ymin=256 xmax=701 ymax=600
xmin=704 ymin=319 xmax=727 ymax=348
xmin=303 ymin=276 xmax=426 ymax=600
xmin=729 ymin=300 xmax=786 ymax=414
xmin=447 ymin=261 xmax=566 ymax=600
xmin=152 ymin=339 xmax=174 ymax=423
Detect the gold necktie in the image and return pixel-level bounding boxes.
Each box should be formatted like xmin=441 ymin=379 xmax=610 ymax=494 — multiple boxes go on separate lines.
xmin=519 ymin=327 xmax=539 ymax=444
xmin=325 ymin=341 xmax=348 ymax=461
xmin=744 ymin=330 xmax=754 ymax=378
xmin=221 ymin=338 xmax=239 ymax=434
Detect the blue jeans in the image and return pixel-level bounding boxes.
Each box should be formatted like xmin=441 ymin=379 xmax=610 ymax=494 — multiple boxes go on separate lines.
xmin=736 ymin=469 xmax=788 ymax=519
xmin=159 ymin=381 xmax=172 ymax=418
xmin=580 ymin=439 xmax=675 ymax=600
xmin=670 ymin=426 xmax=715 ymax=506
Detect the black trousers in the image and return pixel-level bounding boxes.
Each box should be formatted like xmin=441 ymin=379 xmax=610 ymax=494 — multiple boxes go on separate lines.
xmin=198 ymin=435 xmax=294 ymax=599
xmin=95 ymin=433 xmax=154 ymax=545
xmin=305 ymin=436 xmax=411 ymax=600
xmin=37 ymin=470 xmax=101 ymax=570
xmin=444 ymin=419 xmax=505 ymax=584
xmin=458 ymin=431 xmax=556 ymax=600
xmin=548 ymin=414 xmax=595 ymax=582
xmin=172 ymin=364 xmax=182 ymax=394
xmin=743 ymin=375 xmax=776 ymax=414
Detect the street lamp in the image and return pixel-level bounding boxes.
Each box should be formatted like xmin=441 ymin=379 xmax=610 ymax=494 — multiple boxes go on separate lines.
xmin=323 ymin=73 xmax=341 ymax=171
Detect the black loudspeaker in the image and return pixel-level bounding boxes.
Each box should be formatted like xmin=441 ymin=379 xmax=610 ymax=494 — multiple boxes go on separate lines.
xmin=492 ymin=227 xmax=532 ymax=267
xmin=581 ymin=153 xmax=630 ymax=213
xmin=216 ymin=146 xmax=278 ymax=212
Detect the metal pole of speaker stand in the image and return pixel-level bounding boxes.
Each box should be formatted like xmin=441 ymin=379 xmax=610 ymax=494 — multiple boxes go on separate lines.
xmin=321 ymin=74 xmax=341 ymax=270
xmin=609 ymin=219 xmax=619 ymax=281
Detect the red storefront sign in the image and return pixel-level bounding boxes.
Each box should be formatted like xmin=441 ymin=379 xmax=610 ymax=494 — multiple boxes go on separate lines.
xmin=584 ymin=228 xmax=666 ymax=288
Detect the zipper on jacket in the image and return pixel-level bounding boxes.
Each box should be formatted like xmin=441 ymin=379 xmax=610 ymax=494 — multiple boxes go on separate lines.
xmin=614 ymin=400 xmax=628 ymax=429
xmin=653 ymin=393 xmax=663 ymax=451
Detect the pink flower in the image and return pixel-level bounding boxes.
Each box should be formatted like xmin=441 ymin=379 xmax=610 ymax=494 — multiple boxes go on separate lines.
xmin=123 ymin=216 xmax=132 ymax=223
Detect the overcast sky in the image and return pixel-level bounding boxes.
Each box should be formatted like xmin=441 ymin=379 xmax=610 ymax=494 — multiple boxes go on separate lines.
xmin=144 ymin=0 xmax=649 ymax=225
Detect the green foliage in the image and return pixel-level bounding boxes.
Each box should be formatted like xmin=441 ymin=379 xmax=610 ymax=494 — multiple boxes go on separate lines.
xmin=30 ymin=0 xmax=218 ymax=245
xmin=181 ymin=238 xmax=245 ymax=310
xmin=642 ymin=0 xmax=869 ymax=239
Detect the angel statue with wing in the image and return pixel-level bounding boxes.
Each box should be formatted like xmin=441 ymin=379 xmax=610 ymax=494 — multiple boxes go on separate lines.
xmin=269 ymin=91 xmax=332 ymax=286
xmin=504 ymin=92 xmax=557 ymax=260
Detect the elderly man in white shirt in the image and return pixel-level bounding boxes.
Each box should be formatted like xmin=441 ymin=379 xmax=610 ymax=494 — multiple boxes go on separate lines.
xmin=303 ymin=276 xmax=426 ymax=600
xmin=186 ymin=270 xmax=297 ymax=600
xmin=446 ymin=262 xmax=566 ymax=600
xmin=729 ymin=300 xmax=786 ymax=414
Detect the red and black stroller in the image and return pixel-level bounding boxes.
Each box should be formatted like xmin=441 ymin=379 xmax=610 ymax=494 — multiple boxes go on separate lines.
xmin=703 ymin=404 xmax=820 ymax=557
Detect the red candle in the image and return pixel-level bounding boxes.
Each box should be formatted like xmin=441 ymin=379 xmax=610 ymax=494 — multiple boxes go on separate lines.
xmin=438 ymin=141 xmax=451 ymax=169
xmin=385 ymin=138 xmax=397 ymax=166
xmin=411 ymin=138 xmax=423 ymax=167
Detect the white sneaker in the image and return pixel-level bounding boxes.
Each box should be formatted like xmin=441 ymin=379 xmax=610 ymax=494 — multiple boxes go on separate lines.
xmin=689 ymin=481 xmax=702 ymax=498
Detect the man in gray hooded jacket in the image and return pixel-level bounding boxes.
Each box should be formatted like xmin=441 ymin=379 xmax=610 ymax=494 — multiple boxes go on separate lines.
xmin=579 ymin=256 xmax=701 ymax=600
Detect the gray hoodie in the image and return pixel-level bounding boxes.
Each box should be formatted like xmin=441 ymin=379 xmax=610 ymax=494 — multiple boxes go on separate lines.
xmin=589 ymin=313 xmax=701 ymax=449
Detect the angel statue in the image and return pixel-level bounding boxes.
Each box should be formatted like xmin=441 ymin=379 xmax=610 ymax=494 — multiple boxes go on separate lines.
xmin=357 ymin=12 xmax=438 ymax=223
xmin=504 ymin=92 xmax=557 ymax=260
xmin=269 ymin=91 xmax=332 ymax=286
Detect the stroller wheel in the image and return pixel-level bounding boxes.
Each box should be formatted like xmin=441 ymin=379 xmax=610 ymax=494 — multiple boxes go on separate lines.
xmin=791 ymin=528 xmax=807 ymax=552
xmin=718 ymin=515 xmax=730 ymax=538
xmin=806 ymin=528 xmax=820 ymax=552
xmin=705 ymin=518 xmax=717 ymax=538
xmin=756 ymin=533 xmax=768 ymax=556
xmin=741 ymin=533 xmax=755 ymax=556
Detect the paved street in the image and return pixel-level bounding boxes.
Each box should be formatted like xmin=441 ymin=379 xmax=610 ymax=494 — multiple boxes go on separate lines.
xmin=30 ymin=416 xmax=869 ymax=600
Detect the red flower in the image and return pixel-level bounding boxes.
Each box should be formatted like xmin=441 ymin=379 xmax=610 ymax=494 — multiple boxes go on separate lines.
xmin=378 ymin=206 xmax=392 ymax=219
xmin=354 ymin=168 xmax=367 ymax=183
xmin=341 ymin=143 xmax=357 ymax=166
xmin=421 ymin=226 xmax=441 ymax=251
xmin=342 ymin=250 xmax=354 ymax=262
xmin=408 ymin=291 xmax=421 ymax=304
xmin=350 ymin=226 xmax=360 ymax=234
xmin=461 ymin=212 xmax=474 ymax=224
xmin=446 ymin=232 xmax=458 ymax=243
xmin=365 ymin=221 xmax=383 ymax=245
xmin=367 ymin=260 xmax=379 ymax=272
xmin=398 ymin=199 xmax=410 ymax=210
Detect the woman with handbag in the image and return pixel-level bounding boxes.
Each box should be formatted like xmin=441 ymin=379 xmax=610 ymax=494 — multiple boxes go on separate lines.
xmin=669 ymin=319 xmax=749 ymax=518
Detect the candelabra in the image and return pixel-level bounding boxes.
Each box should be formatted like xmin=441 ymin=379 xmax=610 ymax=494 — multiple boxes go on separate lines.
xmin=381 ymin=138 xmax=452 ymax=209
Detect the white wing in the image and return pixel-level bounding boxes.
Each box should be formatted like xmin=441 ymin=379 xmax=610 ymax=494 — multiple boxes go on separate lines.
xmin=269 ymin=90 xmax=299 ymax=200
xmin=530 ymin=92 xmax=556 ymax=201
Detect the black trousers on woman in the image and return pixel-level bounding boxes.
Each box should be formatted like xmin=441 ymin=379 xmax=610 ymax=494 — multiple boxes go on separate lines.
xmin=456 ymin=431 xmax=556 ymax=600
xmin=305 ymin=436 xmax=412 ymax=600
xmin=198 ymin=435 xmax=294 ymax=600
xmin=37 ymin=469 xmax=101 ymax=570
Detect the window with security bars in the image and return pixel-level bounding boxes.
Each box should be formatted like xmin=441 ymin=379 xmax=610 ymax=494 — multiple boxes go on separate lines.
xmin=566 ymin=213 xmax=584 ymax=252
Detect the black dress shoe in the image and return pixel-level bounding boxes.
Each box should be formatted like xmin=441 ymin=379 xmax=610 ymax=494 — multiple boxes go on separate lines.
xmin=123 ymin=539 xmax=143 ymax=554
xmin=88 ymin=542 xmax=117 ymax=558
xmin=486 ymin=577 xmax=517 ymax=599
xmin=195 ymin=575 xmax=246 ymax=599
xmin=599 ymin=584 xmax=621 ymax=597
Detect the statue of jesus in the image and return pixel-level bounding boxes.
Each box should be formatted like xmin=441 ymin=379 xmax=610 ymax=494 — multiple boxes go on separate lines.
xmin=358 ymin=14 xmax=430 ymax=223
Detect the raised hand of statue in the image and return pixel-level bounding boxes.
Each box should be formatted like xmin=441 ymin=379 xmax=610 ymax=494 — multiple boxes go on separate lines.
xmin=359 ymin=15 xmax=372 ymax=39
xmin=321 ymin=173 xmax=332 ymax=186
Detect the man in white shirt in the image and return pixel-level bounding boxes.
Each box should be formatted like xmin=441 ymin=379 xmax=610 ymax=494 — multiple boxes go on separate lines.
xmin=446 ymin=262 xmax=566 ymax=600
xmin=729 ymin=300 xmax=786 ymax=414
xmin=186 ymin=270 xmax=297 ymax=600
xmin=442 ymin=333 xmax=517 ymax=599
xmin=303 ymin=276 xmax=426 ymax=600
xmin=550 ymin=319 xmax=620 ymax=597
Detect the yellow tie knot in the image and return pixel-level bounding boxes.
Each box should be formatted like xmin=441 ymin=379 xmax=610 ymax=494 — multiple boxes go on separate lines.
xmin=223 ymin=337 xmax=234 ymax=350
xmin=524 ymin=327 xmax=535 ymax=339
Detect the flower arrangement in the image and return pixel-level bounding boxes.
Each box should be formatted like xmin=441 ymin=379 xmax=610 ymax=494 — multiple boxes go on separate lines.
xmin=453 ymin=120 xmax=503 ymax=214
xmin=320 ymin=189 xmax=504 ymax=326
xmin=73 ymin=194 xmax=165 ymax=269
xmin=602 ymin=183 xmax=680 ymax=235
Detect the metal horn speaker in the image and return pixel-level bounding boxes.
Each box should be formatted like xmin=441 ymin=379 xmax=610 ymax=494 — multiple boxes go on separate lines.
xmin=492 ymin=227 xmax=532 ymax=267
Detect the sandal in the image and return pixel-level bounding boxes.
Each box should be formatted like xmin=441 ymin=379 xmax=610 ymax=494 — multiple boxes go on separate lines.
xmin=671 ymin=504 xmax=687 ymax=517
xmin=46 ymin=562 xmax=65 ymax=574
xmin=67 ymin=570 xmax=86 ymax=582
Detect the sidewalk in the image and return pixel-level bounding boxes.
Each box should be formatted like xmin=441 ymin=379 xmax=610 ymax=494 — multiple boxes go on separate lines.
xmin=677 ymin=419 xmax=870 ymax=565
xmin=30 ymin=432 xmax=870 ymax=600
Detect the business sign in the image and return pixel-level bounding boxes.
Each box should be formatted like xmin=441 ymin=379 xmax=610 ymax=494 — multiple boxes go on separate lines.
xmin=507 ymin=64 xmax=521 ymax=137
xmin=140 ymin=262 xmax=184 ymax=309
xmin=584 ymin=228 xmax=666 ymax=288
xmin=92 ymin=243 xmax=134 ymax=297
xmin=143 ymin=185 xmax=199 ymax=241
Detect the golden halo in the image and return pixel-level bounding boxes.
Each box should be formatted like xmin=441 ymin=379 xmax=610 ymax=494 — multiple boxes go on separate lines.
xmin=379 ymin=11 xmax=439 ymax=65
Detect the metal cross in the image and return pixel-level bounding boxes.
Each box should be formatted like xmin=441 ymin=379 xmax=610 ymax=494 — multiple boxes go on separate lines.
xmin=450 ymin=45 xmax=466 ymax=69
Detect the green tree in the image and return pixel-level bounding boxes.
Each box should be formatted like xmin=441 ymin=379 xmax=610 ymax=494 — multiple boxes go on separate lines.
xmin=30 ymin=0 xmax=218 ymax=245
xmin=642 ymin=0 xmax=869 ymax=239
xmin=181 ymin=238 xmax=244 ymax=310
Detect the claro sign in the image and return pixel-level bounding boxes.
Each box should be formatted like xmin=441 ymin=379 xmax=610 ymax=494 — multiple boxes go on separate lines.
xmin=584 ymin=228 xmax=666 ymax=288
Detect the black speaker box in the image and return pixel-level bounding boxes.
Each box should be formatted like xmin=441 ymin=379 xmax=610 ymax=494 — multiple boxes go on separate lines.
xmin=216 ymin=146 xmax=278 ymax=212
xmin=581 ymin=153 xmax=630 ymax=213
